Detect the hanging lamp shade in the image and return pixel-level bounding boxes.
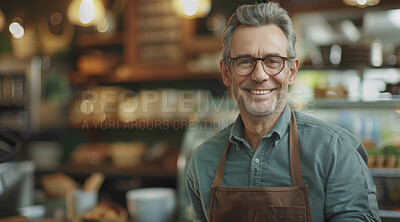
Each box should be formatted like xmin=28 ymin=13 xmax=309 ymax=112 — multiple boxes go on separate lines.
xmin=173 ymin=0 xmax=211 ymax=18
xmin=342 ymin=0 xmax=380 ymax=8
xmin=67 ymin=0 xmax=106 ymax=27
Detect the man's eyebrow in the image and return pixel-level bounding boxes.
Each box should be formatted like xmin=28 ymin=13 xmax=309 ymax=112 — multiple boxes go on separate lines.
xmin=265 ymin=53 xmax=283 ymax=57
xmin=230 ymin=54 xmax=252 ymax=58
xmin=230 ymin=53 xmax=284 ymax=58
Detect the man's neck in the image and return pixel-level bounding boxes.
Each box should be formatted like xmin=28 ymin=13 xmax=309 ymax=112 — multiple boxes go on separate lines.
xmin=241 ymin=105 xmax=286 ymax=151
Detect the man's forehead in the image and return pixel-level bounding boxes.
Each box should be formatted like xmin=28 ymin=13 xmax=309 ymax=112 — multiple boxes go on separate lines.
xmin=230 ymin=24 xmax=288 ymax=57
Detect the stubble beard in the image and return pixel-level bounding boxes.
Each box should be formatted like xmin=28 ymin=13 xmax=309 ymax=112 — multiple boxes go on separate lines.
xmin=233 ymin=87 xmax=287 ymax=120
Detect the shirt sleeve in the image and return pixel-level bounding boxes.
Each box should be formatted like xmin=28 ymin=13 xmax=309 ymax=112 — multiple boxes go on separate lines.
xmin=324 ymin=130 xmax=381 ymax=222
xmin=186 ymin=157 xmax=208 ymax=222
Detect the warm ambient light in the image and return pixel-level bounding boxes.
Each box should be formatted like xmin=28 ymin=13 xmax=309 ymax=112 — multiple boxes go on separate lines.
xmin=357 ymin=0 xmax=367 ymax=5
xmin=0 ymin=8 xmax=5 ymax=32
xmin=67 ymin=0 xmax=105 ymax=27
xmin=79 ymin=0 xmax=96 ymax=24
xmin=9 ymin=21 xmax=24 ymax=39
xmin=182 ymin=0 xmax=198 ymax=16
xmin=174 ymin=0 xmax=211 ymax=18
xmin=96 ymin=16 xmax=109 ymax=33
xmin=96 ymin=10 xmax=113 ymax=33
xmin=342 ymin=0 xmax=380 ymax=8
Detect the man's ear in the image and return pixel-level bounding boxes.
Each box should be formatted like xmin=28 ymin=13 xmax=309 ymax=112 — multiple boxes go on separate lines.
xmin=220 ymin=59 xmax=232 ymax=86
xmin=288 ymin=59 xmax=299 ymax=85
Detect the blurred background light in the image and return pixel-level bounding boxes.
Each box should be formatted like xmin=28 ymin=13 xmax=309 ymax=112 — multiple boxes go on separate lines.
xmin=342 ymin=0 xmax=380 ymax=8
xmin=79 ymin=0 xmax=96 ymax=24
xmin=357 ymin=0 xmax=367 ymax=6
xmin=0 ymin=7 xmax=5 ymax=32
xmin=96 ymin=10 xmax=114 ymax=33
xmin=67 ymin=0 xmax=106 ymax=27
xmin=182 ymin=0 xmax=198 ymax=16
xmin=174 ymin=0 xmax=211 ymax=18
xmin=329 ymin=44 xmax=342 ymax=65
xmin=206 ymin=14 xmax=225 ymax=33
xmin=50 ymin=12 xmax=63 ymax=26
xmin=340 ymin=20 xmax=360 ymax=42
xmin=371 ymin=39 xmax=383 ymax=67
xmin=9 ymin=21 xmax=24 ymax=39
xmin=96 ymin=16 xmax=109 ymax=33
xmin=388 ymin=9 xmax=400 ymax=28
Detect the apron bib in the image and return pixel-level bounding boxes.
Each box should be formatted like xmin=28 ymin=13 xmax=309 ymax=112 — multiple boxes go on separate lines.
xmin=209 ymin=108 xmax=313 ymax=222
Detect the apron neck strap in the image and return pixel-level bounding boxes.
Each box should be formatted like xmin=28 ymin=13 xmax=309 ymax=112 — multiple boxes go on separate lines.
xmin=211 ymin=141 xmax=230 ymax=186
xmin=211 ymin=107 xmax=303 ymax=187
xmin=289 ymin=107 xmax=303 ymax=187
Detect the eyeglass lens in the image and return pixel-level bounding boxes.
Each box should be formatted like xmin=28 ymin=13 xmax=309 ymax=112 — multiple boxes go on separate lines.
xmin=233 ymin=56 xmax=284 ymax=75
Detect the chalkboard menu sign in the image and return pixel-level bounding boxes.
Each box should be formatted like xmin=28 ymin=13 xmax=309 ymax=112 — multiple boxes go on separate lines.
xmin=125 ymin=0 xmax=184 ymax=68
xmin=123 ymin=0 xmax=222 ymax=81
xmin=136 ymin=0 xmax=183 ymax=64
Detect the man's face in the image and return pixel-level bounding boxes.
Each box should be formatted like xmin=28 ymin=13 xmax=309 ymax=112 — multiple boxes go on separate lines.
xmin=221 ymin=25 xmax=298 ymax=119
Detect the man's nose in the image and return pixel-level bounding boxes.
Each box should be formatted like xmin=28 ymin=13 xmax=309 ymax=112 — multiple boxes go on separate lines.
xmin=251 ymin=61 xmax=270 ymax=82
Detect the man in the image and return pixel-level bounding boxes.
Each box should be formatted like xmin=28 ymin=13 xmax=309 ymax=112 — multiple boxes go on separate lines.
xmin=185 ymin=2 xmax=381 ymax=222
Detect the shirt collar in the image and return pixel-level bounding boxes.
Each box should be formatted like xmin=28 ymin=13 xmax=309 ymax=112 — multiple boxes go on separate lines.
xmin=269 ymin=104 xmax=291 ymax=140
xmin=229 ymin=114 xmax=246 ymax=144
xmin=229 ymin=104 xmax=291 ymax=146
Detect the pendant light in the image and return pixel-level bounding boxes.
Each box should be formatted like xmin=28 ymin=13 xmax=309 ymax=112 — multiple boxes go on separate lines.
xmin=174 ymin=0 xmax=211 ymax=18
xmin=9 ymin=18 xmax=24 ymax=39
xmin=342 ymin=0 xmax=380 ymax=8
xmin=67 ymin=0 xmax=106 ymax=27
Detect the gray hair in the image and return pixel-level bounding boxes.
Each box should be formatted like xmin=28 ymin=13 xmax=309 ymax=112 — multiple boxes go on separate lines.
xmin=222 ymin=2 xmax=296 ymax=64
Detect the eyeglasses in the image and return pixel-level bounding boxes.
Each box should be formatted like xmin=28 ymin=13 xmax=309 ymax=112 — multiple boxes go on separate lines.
xmin=227 ymin=56 xmax=293 ymax=76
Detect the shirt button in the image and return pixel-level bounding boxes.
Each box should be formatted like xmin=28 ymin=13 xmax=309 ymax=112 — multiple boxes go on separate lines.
xmin=254 ymin=158 xmax=260 ymax=164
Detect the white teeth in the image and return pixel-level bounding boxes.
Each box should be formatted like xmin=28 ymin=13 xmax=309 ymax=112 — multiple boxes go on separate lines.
xmin=249 ymin=89 xmax=272 ymax=95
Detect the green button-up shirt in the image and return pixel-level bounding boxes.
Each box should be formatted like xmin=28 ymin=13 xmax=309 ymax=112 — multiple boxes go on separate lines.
xmin=186 ymin=104 xmax=381 ymax=222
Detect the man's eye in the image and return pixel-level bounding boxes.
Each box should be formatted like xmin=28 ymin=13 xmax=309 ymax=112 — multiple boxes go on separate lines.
xmin=237 ymin=58 xmax=253 ymax=65
xmin=266 ymin=58 xmax=279 ymax=64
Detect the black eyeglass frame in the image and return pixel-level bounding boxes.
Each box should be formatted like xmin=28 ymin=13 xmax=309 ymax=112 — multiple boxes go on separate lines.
xmin=227 ymin=55 xmax=294 ymax=76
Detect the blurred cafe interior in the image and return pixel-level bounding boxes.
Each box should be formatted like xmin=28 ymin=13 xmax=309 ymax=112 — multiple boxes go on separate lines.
xmin=0 ymin=0 xmax=400 ymax=221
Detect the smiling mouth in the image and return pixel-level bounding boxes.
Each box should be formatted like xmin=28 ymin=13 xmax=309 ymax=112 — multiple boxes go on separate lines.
xmin=248 ymin=89 xmax=273 ymax=95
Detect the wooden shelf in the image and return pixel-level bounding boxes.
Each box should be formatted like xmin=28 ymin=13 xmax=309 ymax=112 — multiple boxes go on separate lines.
xmin=276 ymin=0 xmax=400 ymax=14
xmin=370 ymin=168 xmax=400 ymax=177
xmin=0 ymin=104 xmax=25 ymax=110
xmin=379 ymin=210 xmax=400 ymax=219
xmin=300 ymin=65 xmax=400 ymax=71
xmin=38 ymin=163 xmax=177 ymax=178
xmin=114 ymin=70 xmax=221 ymax=82
xmin=74 ymin=33 xmax=123 ymax=48
xmin=185 ymin=35 xmax=222 ymax=55
xmin=69 ymin=70 xmax=221 ymax=84
xmin=312 ymin=99 xmax=400 ymax=109
xmin=69 ymin=1 xmax=224 ymax=83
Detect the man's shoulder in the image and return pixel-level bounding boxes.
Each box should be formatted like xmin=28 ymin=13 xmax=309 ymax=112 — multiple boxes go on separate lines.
xmin=294 ymin=110 xmax=345 ymax=134
xmin=294 ymin=110 xmax=361 ymax=146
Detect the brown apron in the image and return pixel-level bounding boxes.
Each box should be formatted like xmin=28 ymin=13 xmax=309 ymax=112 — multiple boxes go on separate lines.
xmin=209 ymin=108 xmax=313 ymax=222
